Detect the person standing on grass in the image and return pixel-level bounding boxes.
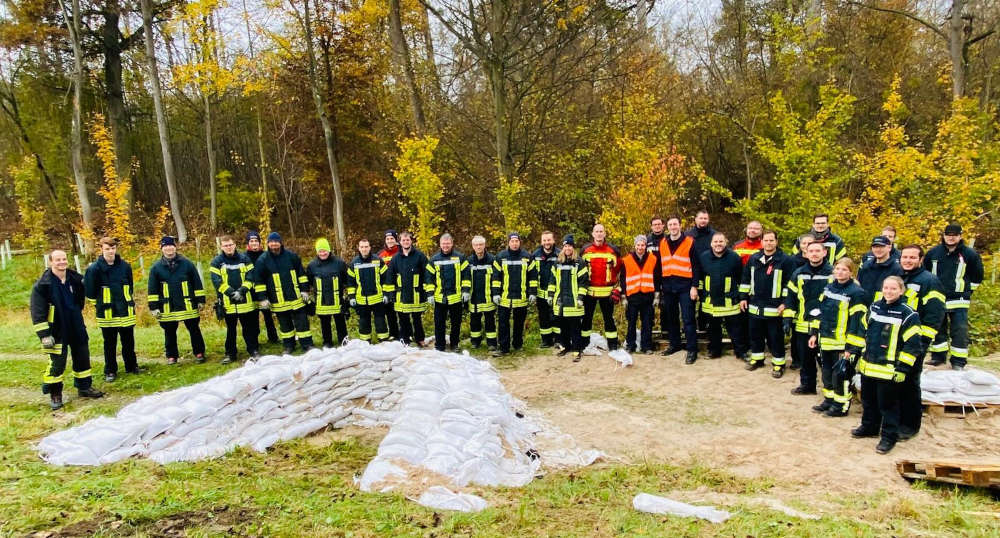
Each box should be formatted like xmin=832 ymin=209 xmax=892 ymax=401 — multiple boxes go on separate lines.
xmin=377 ymin=230 xmax=401 ymax=340
xmin=32 ymin=249 xmax=105 ymax=410
xmin=426 ymin=233 xmax=470 ymax=352
xmin=253 ymin=232 xmax=314 ymax=354
xmin=385 ymin=232 xmax=429 ymax=346
xmin=532 ymin=231 xmax=560 ymax=348
xmin=244 ymin=231 xmax=280 ymax=344
xmin=347 ymin=238 xmax=391 ymax=344
xmin=466 ymin=236 xmax=498 ymax=351
xmin=210 ymin=235 xmax=260 ymax=363
xmin=84 ymin=237 xmax=140 ymax=382
xmin=491 ymin=232 xmax=538 ymax=356
xmin=620 ymin=235 xmax=660 ymax=354
xmin=307 ymin=238 xmax=350 ymax=348
xmin=148 ymin=236 xmax=207 ymax=365
xmin=549 ymin=235 xmax=589 ymax=361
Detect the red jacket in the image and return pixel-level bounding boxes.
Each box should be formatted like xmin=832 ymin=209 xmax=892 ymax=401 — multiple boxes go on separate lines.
xmin=733 ymin=237 xmax=762 ymax=266
xmin=377 ymin=246 xmax=399 ymax=265
xmin=581 ymin=242 xmax=621 ymax=297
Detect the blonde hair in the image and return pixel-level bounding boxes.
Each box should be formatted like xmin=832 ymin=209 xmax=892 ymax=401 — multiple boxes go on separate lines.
xmin=833 ymin=256 xmax=855 ymax=274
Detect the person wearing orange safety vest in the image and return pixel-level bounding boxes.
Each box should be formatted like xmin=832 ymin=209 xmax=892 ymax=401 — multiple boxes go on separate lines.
xmin=732 ymin=220 xmax=763 ymax=265
xmin=581 ymin=224 xmax=622 ymax=351
xmin=658 ymin=216 xmax=701 ymax=364
xmin=619 ymin=235 xmax=661 ymax=353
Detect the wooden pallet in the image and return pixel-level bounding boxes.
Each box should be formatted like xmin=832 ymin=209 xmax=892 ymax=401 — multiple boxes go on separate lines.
xmin=897 ymin=460 xmax=1000 ymax=489
xmin=922 ymin=401 xmax=999 ymax=418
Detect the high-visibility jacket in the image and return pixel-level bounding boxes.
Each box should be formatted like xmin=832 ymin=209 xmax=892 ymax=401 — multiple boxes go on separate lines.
xmin=549 ymin=258 xmax=589 ymax=317
xmin=83 ymin=255 xmax=136 ymax=327
xmin=467 ymin=252 xmax=496 ymax=313
xmin=377 ymin=245 xmax=399 ymax=266
xmin=209 ymin=252 xmax=257 ymax=315
xmin=347 ymin=253 xmax=388 ymax=306
xmin=857 ymin=257 xmax=904 ymax=305
xmin=783 ymin=262 xmax=833 ymax=333
xmin=620 ymin=251 xmax=660 ymax=297
xmin=532 ymin=246 xmax=559 ymax=301
xmin=792 ymin=229 xmax=847 ymax=265
xmin=581 ymin=242 xmax=621 ymax=297
xmin=924 ymin=240 xmax=983 ymax=310
xmin=732 ymin=237 xmax=762 ymax=266
xmin=148 ymin=255 xmax=205 ymax=321
xmin=808 ymin=279 xmax=868 ymax=353
xmin=740 ymin=249 xmax=795 ymax=318
xmin=658 ymin=235 xmax=696 ymax=280
xmin=902 ymin=267 xmax=946 ymax=344
xmin=253 ymin=248 xmax=310 ymax=313
xmin=491 ymin=248 xmax=538 ymax=308
xmin=31 ymin=269 xmax=88 ymax=354
xmin=307 ymin=255 xmax=348 ymax=315
xmin=699 ymin=249 xmax=743 ymax=317
xmin=857 ymin=298 xmax=922 ymax=380
xmin=385 ymin=248 xmax=428 ymax=313
xmin=426 ymin=249 xmax=471 ymax=305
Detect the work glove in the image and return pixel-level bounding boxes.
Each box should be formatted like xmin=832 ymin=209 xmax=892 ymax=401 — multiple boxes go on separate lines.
xmin=150 ymin=309 xmax=161 ymax=319
xmin=41 ymin=336 xmax=55 ymax=349
xmin=782 ymin=318 xmax=792 ymax=336
xmin=576 ymin=297 xmax=584 ymax=308
xmin=300 ymin=291 xmax=311 ymax=303
xmin=382 ymin=295 xmax=390 ymax=304
xmin=231 ymin=290 xmax=243 ymax=302
xmin=621 ymin=296 xmax=628 ymax=308
xmin=257 ymin=300 xmax=271 ymax=311
xmin=350 ymin=298 xmax=358 ymax=308
xmin=528 ymin=295 xmax=537 ymax=305
xmin=197 ymin=302 xmax=205 ymax=311
xmin=892 ymin=371 xmax=906 ymax=383
xmin=428 ymin=296 xmax=435 ymax=306
xmin=610 ymin=288 xmax=621 ymax=304
xmin=462 ymin=292 xmax=470 ymax=303
xmin=654 ymin=292 xmax=660 ymax=305
xmin=492 ymin=295 xmax=501 ymax=305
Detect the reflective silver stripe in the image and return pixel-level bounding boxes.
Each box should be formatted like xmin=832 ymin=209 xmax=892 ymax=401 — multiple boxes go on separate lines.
xmin=354 ymin=263 xmax=376 ymax=269
xmin=946 ymin=299 xmax=971 ymax=308
xmin=870 ymin=312 xmax=902 ymax=325
xmin=556 ymin=264 xmax=577 ymax=270
xmin=471 ymin=266 xmax=490 ymax=271
xmin=435 ymin=259 xmax=458 ymax=266
xmin=906 ymin=283 xmax=920 ymax=292
xmin=504 ymin=260 xmax=525 ymax=266
xmin=823 ymin=290 xmax=850 ymax=302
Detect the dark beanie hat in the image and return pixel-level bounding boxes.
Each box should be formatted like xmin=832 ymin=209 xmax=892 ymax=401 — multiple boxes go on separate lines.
xmin=562 ymin=234 xmax=575 ymax=246
xmin=385 ymin=229 xmax=399 ymax=241
xmin=246 ymin=230 xmax=261 ymax=243
xmin=160 ymin=236 xmax=176 ymax=247
xmin=508 ymin=232 xmax=521 ymax=241
xmin=267 ymin=232 xmax=282 ymax=243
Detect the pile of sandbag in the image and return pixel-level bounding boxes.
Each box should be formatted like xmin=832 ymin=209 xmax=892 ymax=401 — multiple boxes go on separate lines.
xmin=921 ymin=368 xmax=1000 ymax=405
xmin=37 ymin=340 xmax=602 ymax=510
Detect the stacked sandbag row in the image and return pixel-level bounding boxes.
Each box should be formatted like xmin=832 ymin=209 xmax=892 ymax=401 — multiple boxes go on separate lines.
xmin=921 ymin=368 xmax=1000 ymax=405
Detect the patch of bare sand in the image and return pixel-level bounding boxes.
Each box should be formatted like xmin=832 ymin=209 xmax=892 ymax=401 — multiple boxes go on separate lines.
xmin=501 ymin=351 xmax=1000 ymax=499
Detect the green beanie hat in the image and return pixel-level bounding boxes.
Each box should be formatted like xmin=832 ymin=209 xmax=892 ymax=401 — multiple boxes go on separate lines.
xmin=315 ymin=237 xmax=331 ymax=253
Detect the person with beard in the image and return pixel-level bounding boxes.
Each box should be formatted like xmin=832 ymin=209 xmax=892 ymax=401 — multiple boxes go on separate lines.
xmin=385 ymin=232 xmax=430 ymax=345
xmin=792 ymin=214 xmax=846 ymax=265
xmin=532 ymin=231 xmax=560 ymax=348
xmin=84 ymin=237 xmax=139 ymax=381
xmin=148 ymin=236 xmax=207 ymax=364
xmin=784 ymin=241 xmax=833 ymax=393
xmin=426 ymin=233 xmax=470 ymax=352
xmin=377 ymin=230 xmax=401 ymax=340
xmin=307 ymin=238 xmax=350 ymax=348
xmin=252 ymin=232 xmax=314 ymax=354
xmin=686 ymin=209 xmax=716 ymax=333
xmin=347 ymin=238 xmax=391 ymax=343
xmin=244 ymin=231 xmax=279 ymax=344
xmin=899 ymin=245 xmax=946 ymax=440
xmin=209 ymin=235 xmax=260 ymax=363
xmin=466 ymin=235 xmax=498 ymax=350
xmin=923 ymin=223 xmax=984 ymax=370
xmin=858 ymin=235 xmax=904 ymax=304
xmin=698 ymin=232 xmax=748 ymax=360
xmin=732 ymin=221 xmax=763 ymax=265
xmin=739 ymin=230 xmax=797 ymax=377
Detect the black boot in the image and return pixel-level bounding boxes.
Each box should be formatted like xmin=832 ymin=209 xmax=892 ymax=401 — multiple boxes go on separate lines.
xmin=49 ymin=388 xmax=63 ymax=410
xmin=78 ymin=387 xmax=105 ymax=399
xmin=851 ymin=426 xmax=879 ymax=438
xmin=745 ymin=361 xmax=762 ymax=371
xmin=685 ymin=351 xmax=697 ymax=364
xmin=791 ymin=385 xmax=816 ymax=395
xmin=662 ymin=345 xmax=682 ymax=356
xmin=875 ymin=438 xmax=895 ymax=454
xmin=771 ymin=365 xmax=785 ymax=379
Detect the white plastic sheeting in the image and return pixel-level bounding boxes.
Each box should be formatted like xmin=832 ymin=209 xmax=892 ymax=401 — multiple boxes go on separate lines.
xmin=921 ymin=368 xmax=1000 ymax=406
xmin=632 ymin=493 xmax=732 ymax=523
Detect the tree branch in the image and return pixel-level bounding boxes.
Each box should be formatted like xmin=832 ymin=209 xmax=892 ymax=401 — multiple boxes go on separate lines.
xmin=844 ymin=1 xmax=948 ymax=41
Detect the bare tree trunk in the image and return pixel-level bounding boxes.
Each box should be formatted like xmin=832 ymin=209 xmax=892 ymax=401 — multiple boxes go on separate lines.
xmin=948 ymin=1 xmax=967 ymax=98
xmin=388 ymin=0 xmax=426 ymax=133
xmin=101 ymin=0 xmax=129 ymax=178
xmin=141 ymin=0 xmax=188 ymax=242
xmin=62 ymin=0 xmax=94 ymax=245
xmin=302 ymin=0 xmax=345 ymax=249
xmin=203 ymin=92 xmax=217 ymax=229
xmin=255 ymin=106 xmax=270 ymax=229
xmin=419 ymin=4 xmax=441 ymax=93
xmin=488 ymin=62 xmax=513 ymax=183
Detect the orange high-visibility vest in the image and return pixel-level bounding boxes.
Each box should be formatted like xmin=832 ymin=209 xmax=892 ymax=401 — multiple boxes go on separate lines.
xmin=622 ymin=253 xmax=657 ymax=295
xmin=659 ymin=236 xmax=694 ymax=278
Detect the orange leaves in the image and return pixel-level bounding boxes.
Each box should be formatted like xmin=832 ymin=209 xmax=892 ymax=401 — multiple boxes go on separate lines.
xmin=89 ymin=113 xmax=135 ymax=252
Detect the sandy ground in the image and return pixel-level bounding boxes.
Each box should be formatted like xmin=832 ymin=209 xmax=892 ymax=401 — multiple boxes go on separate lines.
xmin=500 ymin=349 xmax=1000 ymax=497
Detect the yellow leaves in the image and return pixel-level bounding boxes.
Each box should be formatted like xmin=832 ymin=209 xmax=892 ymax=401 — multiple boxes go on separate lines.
xmin=394 ymin=136 xmax=443 ymax=249
xmin=89 ymin=113 xmax=136 ymax=252
xmin=9 ymin=155 xmax=48 ymax=251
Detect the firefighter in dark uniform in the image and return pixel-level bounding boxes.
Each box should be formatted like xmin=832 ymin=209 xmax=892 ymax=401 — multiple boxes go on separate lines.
xmin=620 ymin=235 xmax=660 ymax=353
xmin=377 ymin=230 xmax=401 ymax=340
xmin=698 ymin=232 xmax=748 ymax=360
xmin=784 ymin=241 xmax=833 ymax=394
xmin=549 ymin=235 xmax=589 ymax=361
xmin=792 ymin=213 xmax=847 ymax=265
xmin=209 ymin=235 xmax=260 ymax=363
xmin=426 ymin=233 xmax=470 ymax=352
xmin=84 ymin=237 xmax=139 ymax=381
xmin=148 ymin=236 xmax=207 ymax=364
xmin=858 ymin=236 xmax=904 ymax=305
xmin=687 ymin=209 xmax=716 ymax=333
xmin=385 ymin=231 xmax=429 ymax=345
xmin=807 ymin=257 xmax=868 ymax=417
xmin=245 ymin=231 xmax=279 ymax=344
xmin=861 ymin=226 xmax=900 ymax=265
xmin=491 ymin=232 xmax=538 ymax=355
xmin=252 ymin=232 xmax=313 ymax=354
xmin=32 ymin=249 xmax=104 ymax=409
xmin=467 ymin=236 xmax=497 ymax=350
xmin=533 ymin=231 xmax=560 ymax=348
xmin=347 ymin=238 xmax=390 ymax=343
xmin=739 ymin=230 xmax=796 ymax=377
xmin=307 ymin=237 xmax=349 ymax=348
xmin=851 ymin=276 xmax=922 ymax=455
xmin=899 ymin=245 xmax=946 ymax=440
xmin=646 ymin=217 xmax=667 ymax=340
xmin=923 ymin=223 xmax=983 ymax=370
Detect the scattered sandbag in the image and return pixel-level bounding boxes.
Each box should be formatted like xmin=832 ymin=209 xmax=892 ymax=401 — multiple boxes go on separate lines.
xmin=632 ymin=493 xmax=732 ymax=523
xmin=922 ymin=369 xmax=1000 ymax=404
xmin=414 ymin=486 xmax=489 ymax=512
xmin=608 ymin=349 xmax=633 ymax=367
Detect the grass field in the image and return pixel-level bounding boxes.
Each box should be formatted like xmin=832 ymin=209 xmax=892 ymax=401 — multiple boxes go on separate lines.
xmin=2 ymin=254 xmax=1000 ymax=536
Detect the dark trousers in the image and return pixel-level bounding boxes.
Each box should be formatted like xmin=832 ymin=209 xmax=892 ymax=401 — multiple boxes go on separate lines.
xmin=470 ymin=310 xmax=497 ymax=347
xmin=625 ymin=294 xmax=654 ymax=351
xmin=224 ymin=311 xmax=260 ymax=358
xmin=748 ymin=316 xmax=785 ymax=366
xmin=582 ymin=295 xmax=619 ymax=349
xmin=860 ymin=375 xmax=902 ymax=443
xmin=537 ymin=298 xmax=556 ymax=345
xmin=794 ymin=332 xmax=819 ymax=389
xmin=260 ymin=308 xmax=279 ymax=343
xmin=397 ymin=310 xmax=425 ymax=344
xmin=357 ymin=304 xmax=389 ymax=343
xmin=497 ymin=305 xmax=528 ymax=353
xmin=42 ymin=337 xmax=92 ymax=394
xmin=900 ymin=353 xmax=925 ymax=433
xmin=161 ymin=318 xmax=205 ymax=359
xmin=275 ymin=309 xmax=313 ymax=350
xmin=706 ymin=313 xmax=747 ymax=357
xmin=101 ymin=326 xmax=137 ymax=375
xmin=558 ymin=315 xmax=585 ymax=351
xmin=318 ymin=313 xmax=348 ymax=347
xmin=385 ymin=307 xmax=400 ymax=340
xmin=434 ymin=302 xmax=463 ymax=351
xmin=930 ymin=308 xmax=969 ymax=367
xmin=662 ymin=280 xmax=697 ymax=352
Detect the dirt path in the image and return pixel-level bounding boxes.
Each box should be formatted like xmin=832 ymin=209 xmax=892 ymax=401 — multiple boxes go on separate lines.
xmin=501 ymin=350 xmax=1000 ymax=497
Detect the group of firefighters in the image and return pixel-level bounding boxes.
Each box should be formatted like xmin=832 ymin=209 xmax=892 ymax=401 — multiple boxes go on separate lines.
xmin=30 ymin=212 xmax=984 ymax=454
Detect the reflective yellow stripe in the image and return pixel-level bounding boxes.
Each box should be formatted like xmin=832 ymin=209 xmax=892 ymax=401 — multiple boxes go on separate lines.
xmin=33 ymin=322 xmax=49 ymax=332
xmin=902 ymin=325 xmax=920 ymax=342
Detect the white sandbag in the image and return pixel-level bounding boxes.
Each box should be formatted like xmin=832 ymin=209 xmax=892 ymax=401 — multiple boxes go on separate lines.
xmin=46 ymin=443 xmax=99 ymax=466
xmin=966 ymin=369 xmax=1000 ymax=387
xmin=279 ymin=419 xmax=328 ymax=441
xmin=414 ymin=486 xmax=488 ymax=512
xmin=146 ymin=434 xmax=181 ymax=453
xmin=582 ymin=344 xmax=602 ymax=356
xmin=632 ymin=493 xmax=732 ymax=523
xmin=589 ymin=334 xmax=609 ymax=350
xmin=608 ymin=349 xmax=633 ymax=367
xmin=171 ymin=415 xmax=212 ymax=437
xmin=920 ymin=372 xmax=955 ymax=393
xmin=99 ymin=444 xmax=143 ymax=464
xmin=358 ymin=459 xmax=408 ymax=492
